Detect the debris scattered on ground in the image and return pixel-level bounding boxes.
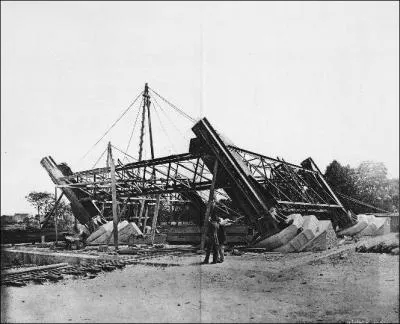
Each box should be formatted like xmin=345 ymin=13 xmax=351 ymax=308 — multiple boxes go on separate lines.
xmin=231 ymin=249 xmax=243 ymax=256
xmin=356 ymin=241 xmax=399 ymax=254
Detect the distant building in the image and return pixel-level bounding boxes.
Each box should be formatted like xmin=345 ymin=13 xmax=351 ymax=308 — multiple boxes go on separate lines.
xmin=13 ymin=213 xmax=30 ymax=222
xmin=1 ymin=213 xmax=31 ymax=225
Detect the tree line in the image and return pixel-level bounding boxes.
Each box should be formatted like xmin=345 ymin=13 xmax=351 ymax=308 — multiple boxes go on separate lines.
xmin=324 ymin=160 xmax=399 ymax=214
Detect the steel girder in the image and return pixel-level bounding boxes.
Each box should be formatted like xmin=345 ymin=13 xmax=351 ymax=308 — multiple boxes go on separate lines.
xmin=58 ymin=152 xmax=220 ymax=203
xmin=227 ymin=146 xmax=343 ymax=211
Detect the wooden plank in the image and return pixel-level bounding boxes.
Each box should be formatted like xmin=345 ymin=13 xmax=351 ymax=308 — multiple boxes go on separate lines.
xmin=142 ymin=206 xmax=149 ymax=234
xmin=151 ymin=195 xmax=160 ymax=244
xmin=138 ymin=200 xmax=145 ymax=226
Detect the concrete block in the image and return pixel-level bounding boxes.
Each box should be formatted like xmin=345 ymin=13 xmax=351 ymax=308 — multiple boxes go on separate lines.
xmin=374 ymin=218 xmax=391 ymax=236
xmin=274 ymin=215 xmax=319 ymax=253
xmin=337 ymin=219 xmax=368 ymax=236
xmin=301 ymin=220 xmax=337 ymax=252
xmin=255 ymin=214 xmax=304 ymax=250
xmin=109 ymin=222 xmax=143 ymax=244
xmin=359 ymin=216 xmax=387 ymax=236
xmin=87 ymin=221 xmax=114 ymax=243
xmin=130 ymin=222 xmax=143 ymax=236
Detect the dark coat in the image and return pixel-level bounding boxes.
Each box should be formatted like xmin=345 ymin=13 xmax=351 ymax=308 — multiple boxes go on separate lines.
xmin=217 ymin=223 xmax=227 ymax=245
xmin=207 ymin=221 xmax=219 ymax=246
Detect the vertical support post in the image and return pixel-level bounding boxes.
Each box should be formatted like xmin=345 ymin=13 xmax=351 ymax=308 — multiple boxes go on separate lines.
xmin=138 ymin=199 xmax=145 ymax=227
xmin=151 ymin=195 xmax=161 ymax=244
xmin=108 ymin=142 xmax=119 ymax=251
xmin=200 ymin=159 xmax=218 ymax=250
xmin=143 ymin=206 xmax=149 ymax=234
xmin=54 ymin=187 xmax=58 ymax=244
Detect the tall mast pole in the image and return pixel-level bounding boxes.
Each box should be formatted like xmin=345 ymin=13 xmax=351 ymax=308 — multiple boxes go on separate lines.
xmin=138 ymin=83 xmax=148 ymax=161
xmin=146 ymin=83 xmax=155 ymax=160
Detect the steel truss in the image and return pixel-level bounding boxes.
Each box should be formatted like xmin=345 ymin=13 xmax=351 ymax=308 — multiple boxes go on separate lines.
xmin=58 ymin=152 xmax=219 ymax=203
xmin=58 ymin=145 xmax=346 ymax=220
xmin=227 ymin=145 xmax=346 ymax=214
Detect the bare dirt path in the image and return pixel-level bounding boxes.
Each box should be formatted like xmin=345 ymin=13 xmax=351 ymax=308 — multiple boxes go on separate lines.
xmin=1 ymin=249 xmax=398 ymax=323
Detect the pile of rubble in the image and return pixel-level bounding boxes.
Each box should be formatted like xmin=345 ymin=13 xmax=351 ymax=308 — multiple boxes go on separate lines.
xmin=355 ymin=236 xmax=399 ymax=255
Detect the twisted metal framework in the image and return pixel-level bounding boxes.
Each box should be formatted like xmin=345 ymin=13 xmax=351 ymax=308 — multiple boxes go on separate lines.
xmin=227 ymin=146 xmax=346 ymax=214
xmin=58 ymin=153 xmax=216 ymax=201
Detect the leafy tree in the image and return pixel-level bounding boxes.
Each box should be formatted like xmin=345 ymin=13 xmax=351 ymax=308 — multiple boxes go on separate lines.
xmin=324 ymin=160 xmax=357 ymax=197
xmin=324 ymin=160 xmax=399 ymax=214
xmin=25 ymin=191 xmax=74 ymax=230
xmin=25 ymin=191 xmax=53 ymax=220
xmin=354 ymin=161 xmax=390 ymax=211
xmin=387 ymin=179 xmax=399 ymax=212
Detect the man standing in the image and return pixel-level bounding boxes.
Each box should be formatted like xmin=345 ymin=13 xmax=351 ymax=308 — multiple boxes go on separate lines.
xmin=202 ymin=214 xmax=220 ymax=264
xmin=217 ymin=217 xmax=233 ymax=263
xmin=217 ymin=217 xmax=226 ymax=263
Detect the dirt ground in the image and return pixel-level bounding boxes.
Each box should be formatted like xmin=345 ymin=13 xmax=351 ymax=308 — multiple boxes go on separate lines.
xmin=1 ymin=243 xmax=399 ymax=323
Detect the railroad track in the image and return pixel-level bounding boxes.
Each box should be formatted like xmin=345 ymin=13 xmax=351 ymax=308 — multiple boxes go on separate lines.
xmin=1 ymin=249 xmax=190 ymax=287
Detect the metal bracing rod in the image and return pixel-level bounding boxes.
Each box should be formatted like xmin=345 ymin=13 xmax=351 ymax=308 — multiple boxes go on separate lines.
xmin=260 ymin=177 xmax=292 ymax=202
xmin=63 ymin=179 xmax=224 ymax=204
xmin=274 ymin=164 xmax=325 ymax=202
xmin=94 ymin=197 xmax=191 ymax=204
xmin=91 ymin=200 xmax=105 ymax=217
xmin=307 ymin=157 xmax=346 ymax=210
xmin=238 ymin=151 xmax=333 ymax=207
xmin=58 ymin=176 xmax=215 ymax=192
xmin=238 ymin=154 xmax=292 ymax=202
xmin=40 ymin=191 xmax=65 ymax=227
xmin=277 ymin=157 xmax=332 ymax=205
xmin=298 ymin=171 xmax=336 ymax=205
xmin=63 ymin=154 xmax=204 ymax=188
xmin=61 ymin=152 xmax=203 ymax=180
xmin=312 ymin=172 xmax=343 ymax=205
xmin=277 ymin=161 xmax=317 ymax=204
xmin=271 ymin=168 xmax=309 ymax=202
xmin=228 ymin=145 xmax=318 ymax=175
xmin=119 ymin=153 xmax=202 ymax=171
xmin=192 ymin=158 xmax=200 ymax=183
xmin=277 ymin=201 xmax=343 ymax=208
xmin=61 ymin=157 xmax=220 ymax=200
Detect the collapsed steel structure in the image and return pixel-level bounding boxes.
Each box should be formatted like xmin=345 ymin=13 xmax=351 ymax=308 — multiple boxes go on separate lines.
xmin=41 ymin=85 xmax=354 ymax=244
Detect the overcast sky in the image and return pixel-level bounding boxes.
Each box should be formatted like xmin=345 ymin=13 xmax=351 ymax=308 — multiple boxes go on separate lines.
xmin=1 ymin=1 xmax=399 ymax=215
